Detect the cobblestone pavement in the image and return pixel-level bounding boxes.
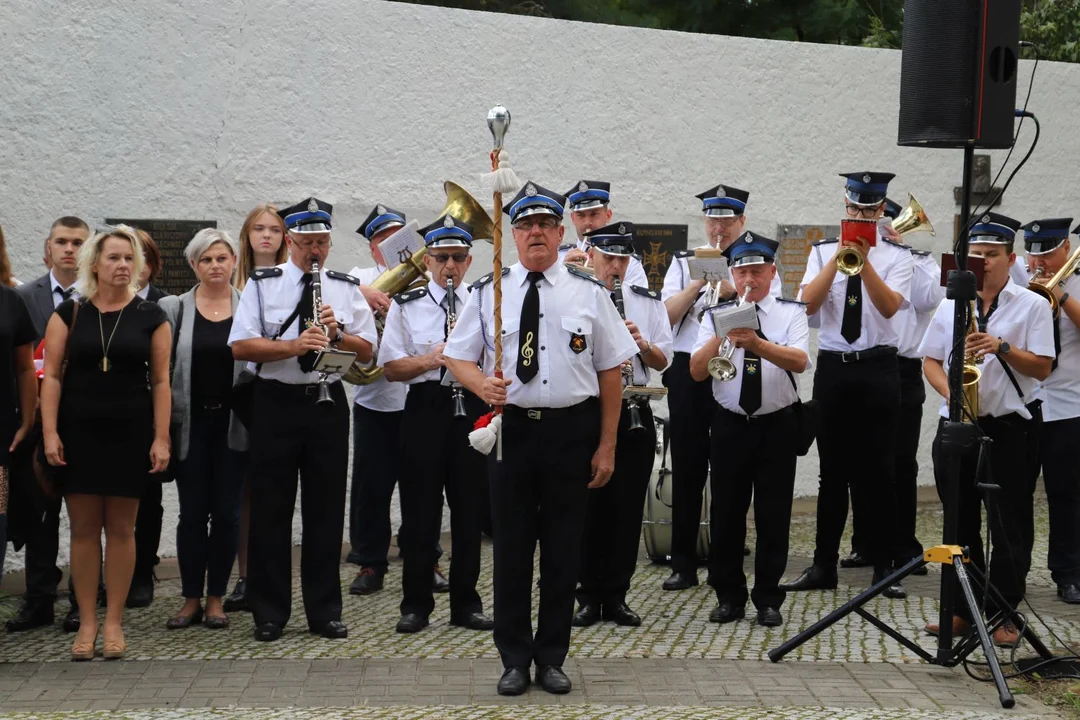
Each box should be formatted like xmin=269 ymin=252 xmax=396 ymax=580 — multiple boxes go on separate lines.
xmin=0 ymin=491 xmax=1071 ymax=718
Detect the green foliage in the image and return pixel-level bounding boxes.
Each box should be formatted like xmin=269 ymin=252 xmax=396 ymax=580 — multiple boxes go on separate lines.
xmin=1021 ymin=0 xmax=1080 ymax=62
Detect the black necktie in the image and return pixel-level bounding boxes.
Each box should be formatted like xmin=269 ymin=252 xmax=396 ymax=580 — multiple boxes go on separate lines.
xmin=739 ymin=310 xmax=764 ymax=416
xmin=517 ymin=271 xmax=543 ymax=383
xmin=57 ymin=287 xmax=73 ymax=303
xmin=297 ymin=273 xmax=317 ymax=373
xmin=840 ymin=275 xmax=862 ymax=344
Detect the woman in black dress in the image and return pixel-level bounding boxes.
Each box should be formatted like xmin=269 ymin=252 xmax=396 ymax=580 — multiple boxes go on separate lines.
xmin=0 ymin=224 xmax=38 ymax=578
xmin=40 ymin=226 xmax=171 ymax=661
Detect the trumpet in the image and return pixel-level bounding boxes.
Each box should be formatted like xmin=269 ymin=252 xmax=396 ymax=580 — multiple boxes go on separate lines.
xmin=307 ymin=260 xmax=335 ymax=406
xmin=1028 ymin=244 xmax=1080 ymax=318
xmin=445 ymin=277 xmax=466 ymax=418
xmin=612 ymin=274 xmax=647 ymax=432
xmin=961 ymin=299 xmax=983 ymax=422
xmin=708 ymin=285 xmax=753 ymax=381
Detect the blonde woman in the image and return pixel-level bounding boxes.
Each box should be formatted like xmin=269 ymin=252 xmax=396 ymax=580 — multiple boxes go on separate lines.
xmin=225 ymin=203 xmax=286 ymax=612
xmin=40 ymin=226 xmax=171 ymax=660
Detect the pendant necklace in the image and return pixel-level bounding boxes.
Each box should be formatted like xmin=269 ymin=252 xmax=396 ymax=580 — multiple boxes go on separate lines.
xmin=98 ymin=305 xmax=126 ymax=372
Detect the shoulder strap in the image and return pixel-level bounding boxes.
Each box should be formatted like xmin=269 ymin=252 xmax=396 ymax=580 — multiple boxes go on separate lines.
xmin=994 ymin=355 xmax=1025 ymax=401
xmin=60 ymin=300 xmax=80 ymax=381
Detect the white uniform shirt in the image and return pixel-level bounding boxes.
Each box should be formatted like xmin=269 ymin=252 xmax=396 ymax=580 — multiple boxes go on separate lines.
xmin=615 ymin=284 xmax=674 ymax=386
xmin=349 ymin=264 xmax=407 ymax=411
xmin=693 ymin=294 xmax=810 ymax=415
xmin=799 ymin=239 xmax=913 ymax=352
xmin=557 ymin=241 xmax=649 ymax=287
xmin=1038 ymin=272 xmax=1080 ymax=421
xmin=1010 ymin=261 xmax=1031 ymax=287
xmin=919 ymin=279 xmax=1055 ymax=419
xmin=228 ymin=260 xmax=378 ymax=385
xmin=662 ymin=244 xmax=783 ymax=354
xmin=444 ymin=263 xmax=639 ymax=408
xmin=380 ymin=279 xmax=470 ymax=386
xmin=49 ymin=270 xmax=80 ymax=308
xmin=898 ymin=250 xmax=945 ymax=358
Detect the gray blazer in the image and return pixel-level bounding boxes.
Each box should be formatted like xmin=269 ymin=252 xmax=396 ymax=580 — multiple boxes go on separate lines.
xmin=159 ymin=287 xmax=249 ymax=461
xmin=16 ymin=272 xmax=59 ymax=344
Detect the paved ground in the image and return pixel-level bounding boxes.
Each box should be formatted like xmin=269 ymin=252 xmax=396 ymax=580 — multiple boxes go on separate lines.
xmin=0 ymin=488 xmax=1074 ymax=719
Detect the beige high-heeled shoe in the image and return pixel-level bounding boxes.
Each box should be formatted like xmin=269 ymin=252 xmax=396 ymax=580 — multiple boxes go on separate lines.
xmin=102 ymin=628 xmax=126 ymax=660
xmin=71 ymin=628 xmax=98 ymax=661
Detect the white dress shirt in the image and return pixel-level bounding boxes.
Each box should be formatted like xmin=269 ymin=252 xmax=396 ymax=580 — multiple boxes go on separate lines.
xmin=349 ymin=264 xmax=407 ymax=412
xmin=1038 ymin=272 xmax=1080 ymax=421
xmin=1010 ymin=261 xmax=1031 ymax=287
xmin=799 ymin=238 xmax=913 ymax=352
xmin=380 ymin=279 xmax=470 ymax=386
xmin=898 ymin=250 xmax=946 ymax=358
xmin=662 ymin=244 xmax=783 ymax=354
xmin=693 ymin=294 xmax=811 ymax=415
xmin=919 ymin=279 xmax=1055 ymax=419
xmin=616 ymin=284 xmax=674 ymax=386
xmin=50 ymin=270 xmax=80 ymax=308
xmin=557 ymin=241 xmax=650 ymax=287
xmin=444 ymin=262 xmax=638 ymax=408
xmin=228 ymin=260 xmax=378 ymax=385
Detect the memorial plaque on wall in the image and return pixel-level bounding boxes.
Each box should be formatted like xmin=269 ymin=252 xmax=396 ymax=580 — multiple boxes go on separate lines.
xmin=636 ymin=224 xmax=688 ymax=293
xmin=776 ymin=224 xmax=840 ymax=300
xmin=105 ymin=218 xmax=217 ymax=297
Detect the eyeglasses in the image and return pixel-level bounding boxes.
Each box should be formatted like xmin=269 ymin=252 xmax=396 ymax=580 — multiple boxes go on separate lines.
xmin=292 ymin=238 xmax=331 ymax=249
xmin=429 ymin=253 xmax=469 ymax=264
xmin=513 ymin=217 xmax=559 ymax=232
xmin=845 ymin=204 xmax=879 ymax=218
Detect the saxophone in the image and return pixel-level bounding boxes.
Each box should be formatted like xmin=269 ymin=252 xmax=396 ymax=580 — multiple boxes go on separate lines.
xmin=960 ymin=299 xmax=983 ymax=422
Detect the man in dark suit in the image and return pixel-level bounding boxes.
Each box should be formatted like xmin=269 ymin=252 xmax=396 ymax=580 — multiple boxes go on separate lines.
xmin=7 ymin=216 xmax=88 ymax=633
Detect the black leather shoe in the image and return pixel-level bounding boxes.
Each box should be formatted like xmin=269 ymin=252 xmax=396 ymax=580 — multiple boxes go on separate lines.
xmin=709 ymin=602 xmax=746 ymax=624
xmin=662 ymin=571 xmax=698 ymax=591
xmin=1059 ymin=584 xmax=1080 ymax=604
xmin=840 ymin=551 xmax=871 ymax=569
xmin=126 ymin=579 xmax=154 ymax=609
xmin=497 ymin=666 xmax=530 ymax=696
xmin=254 ymin=622 xmax=282 ymax=642
xmin=62 ymin=606 xmax=80 ymax=633
xmin=450 ymin=611 xmax=494 ymax=631
xmin=778 ymin=565 xmax=838 ymax=592
xmin=601 ymin=601 xmax=641 ymax=627
xmin=873 ymin=570 xmax=907 ymax=599
xmin=756 ymin=607 xmax=783 ymax=627
xmin=432 ymin=566 xmax=450 ymax=594
xmin=350 ymin=568 xmax=384 ymax=596
xmin=535 ymin=665 xmax=572 ymax=694
xmin=572 ymin=603 xmax=601 ymax=627
xmin=317 ymin=620 xmax=348 ymax=639
xmin=5 ymin=601 xmax=54 ymax=632
xmin=223 ymin=579 xmax=248 ymax=612
xmin=395 ymin=613 xmax=430 ymax=634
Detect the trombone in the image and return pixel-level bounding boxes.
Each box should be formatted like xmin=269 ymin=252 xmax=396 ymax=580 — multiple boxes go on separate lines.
xmin=1028 ymin=244 xmax=1080 ymax=318
xmin=707 ymin=285 xmax=753 ymax=381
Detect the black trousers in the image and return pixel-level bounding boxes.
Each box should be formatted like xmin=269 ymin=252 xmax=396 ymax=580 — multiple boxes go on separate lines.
xmin=349 ymin=405 xmax=403 ymax=570
xmin=134 ymin=478 xmax=163 ymax=584
xmin=894 ymin=356 xmax=927 ymax=563
xmin=577 ymin=402 xmax=655 ymax=607
xmin=812 ymin=350 xmax=900 ymax=570
xmin=662 ymin=352 xmax=717 ymax=574
xmin=1039 ymin=416 xmax=1080 ymax=587
xmin=398 ymin=382 xmax=486 ymax=619
xmin=932 ymin=413 xmax=1033 ymax=612
xmin=709 ymin=406 xmax=797 ymax=610
xmin=247 ymin=379 xmax=349 ymax=630
xmin=489 ymin=398 xmax=599 ymax=669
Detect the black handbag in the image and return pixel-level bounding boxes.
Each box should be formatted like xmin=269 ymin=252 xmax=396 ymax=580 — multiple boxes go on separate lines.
xmin=784 ymin=370 xmax=818 ymax=457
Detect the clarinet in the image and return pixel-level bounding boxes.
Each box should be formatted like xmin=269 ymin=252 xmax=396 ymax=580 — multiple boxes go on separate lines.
xmin=613 ymin=276 xmax=645 ymax=433
xmin=307 ymin=260 xmax=334 ymax=406
xmin=446 ymin=278 xmax=466 ymax=418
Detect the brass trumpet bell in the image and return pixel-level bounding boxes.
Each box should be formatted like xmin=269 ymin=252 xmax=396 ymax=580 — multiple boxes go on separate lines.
xmin=893 ymin=193 xmax=935 ymax=237
xmin=836 ymin=246 xmax=865 ymax=276
xmin=441 ymin=181 xmax=495 ymax=242
xmin=708 ymin=356 xmax=738 ymax=382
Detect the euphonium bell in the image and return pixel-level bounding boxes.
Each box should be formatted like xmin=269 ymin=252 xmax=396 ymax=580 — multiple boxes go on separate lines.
xmin=892 ymin=193 xmax=935 ymax=238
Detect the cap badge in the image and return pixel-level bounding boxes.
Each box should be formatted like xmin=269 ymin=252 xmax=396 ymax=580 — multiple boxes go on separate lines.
xmin=1032 ymin=223 xmax=1041 ymax=233
xmin=443 ymin=215 xmax=455 ymax=229
xmin=715 ymin=187 xmax=726 ymax=199
xmin=744 ymin=233 xmax=753 ymax=244
xmin=982 ymin=214 xmax=991 ymax=224
xmin=618 ymin=223 xmax=626 ymax=234
xmin=307 ymin=198 xmax=318 ymax=213
xmin=578 ymin=181 xmax=588 ymax=192
xmin=525 ymin=183 xmax=537 ymax=197
xmin=862 ymin=174 xmax=871 ymax=183
xmin=377 ymin=204 xmax=386 ymax=215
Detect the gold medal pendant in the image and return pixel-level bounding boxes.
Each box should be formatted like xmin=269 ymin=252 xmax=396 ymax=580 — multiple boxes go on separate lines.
xmin=99 ymin=357 xmax=111 ymax=373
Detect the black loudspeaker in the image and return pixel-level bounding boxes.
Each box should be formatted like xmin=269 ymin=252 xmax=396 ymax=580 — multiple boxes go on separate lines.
xmin=898 ymin=0 xmax=1021 ymax=149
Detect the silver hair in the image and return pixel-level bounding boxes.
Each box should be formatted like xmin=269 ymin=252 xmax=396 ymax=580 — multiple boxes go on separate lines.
xmin=186 ymin=228 xmax=238 ymax=269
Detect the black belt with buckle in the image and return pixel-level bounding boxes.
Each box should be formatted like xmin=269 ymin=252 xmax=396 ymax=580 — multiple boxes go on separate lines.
xmin=820 ymin=346 xmax=898 ymax=364
xmin=198 ymin=401 xmax=226 ymax=411
xmin=504 ymin=399 xmax=594 ymax=422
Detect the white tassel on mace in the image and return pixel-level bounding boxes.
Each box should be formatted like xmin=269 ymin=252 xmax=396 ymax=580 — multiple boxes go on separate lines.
xmin=480 ymin=149 xmax=521 ymax=196
xmin=468 ymin=412 xmax=502 ymax=456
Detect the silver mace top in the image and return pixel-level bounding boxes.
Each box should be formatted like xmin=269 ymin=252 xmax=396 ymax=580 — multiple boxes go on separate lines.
xmin=487 ymin=105 xmax=510 ymax=151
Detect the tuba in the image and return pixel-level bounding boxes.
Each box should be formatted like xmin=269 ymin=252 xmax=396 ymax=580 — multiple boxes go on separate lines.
xmin=344 ymin=182 xmax=495 ymax=385
xmin=1028 ymin=243 xmax=1080 ymax=318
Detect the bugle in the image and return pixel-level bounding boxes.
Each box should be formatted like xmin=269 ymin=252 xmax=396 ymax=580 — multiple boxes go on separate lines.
xmin=707 ymin=286 xmax=752 ymax=381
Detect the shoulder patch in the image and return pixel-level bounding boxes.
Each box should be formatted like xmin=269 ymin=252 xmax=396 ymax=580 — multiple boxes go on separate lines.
xmin=393 ymin=287 xmax=428 ymax=305
xmin=566 ymin=265 xmax=605 ymax=287
xmin=469 ymin=267 xmax=510 ymax=291
xmin=558 ymin=243 xmax=575 ymax=252
xmin=250 ymin=267 xmax=283 ymax=281
xmin=629 ymin=284 xmax=661 ymax=301
xmin=708 ymin=299 xmax=738 ymax=312
xmin=812 ymin=238 xmax=838 ymax=248
xmin=880 ymin=238 xmax=907 ymax=249
xmin=631 ymin=252 xmax=642 ymax=262
xmin=909 ymin=248 xmax=931 ymax=257
xmin=674 ymin=249 xmax=694 ymax=259
xmin=325 ymin=270 xmax=361 ymax=286
xmin=777 ymin=297 xmax=808 ymax=306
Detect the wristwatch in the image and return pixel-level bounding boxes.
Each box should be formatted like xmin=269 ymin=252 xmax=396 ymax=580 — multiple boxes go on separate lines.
xmin=332 ymin=328 xmax=344 ymax=345
xmin=998 ymin=339 xmax=1011 ymax=356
